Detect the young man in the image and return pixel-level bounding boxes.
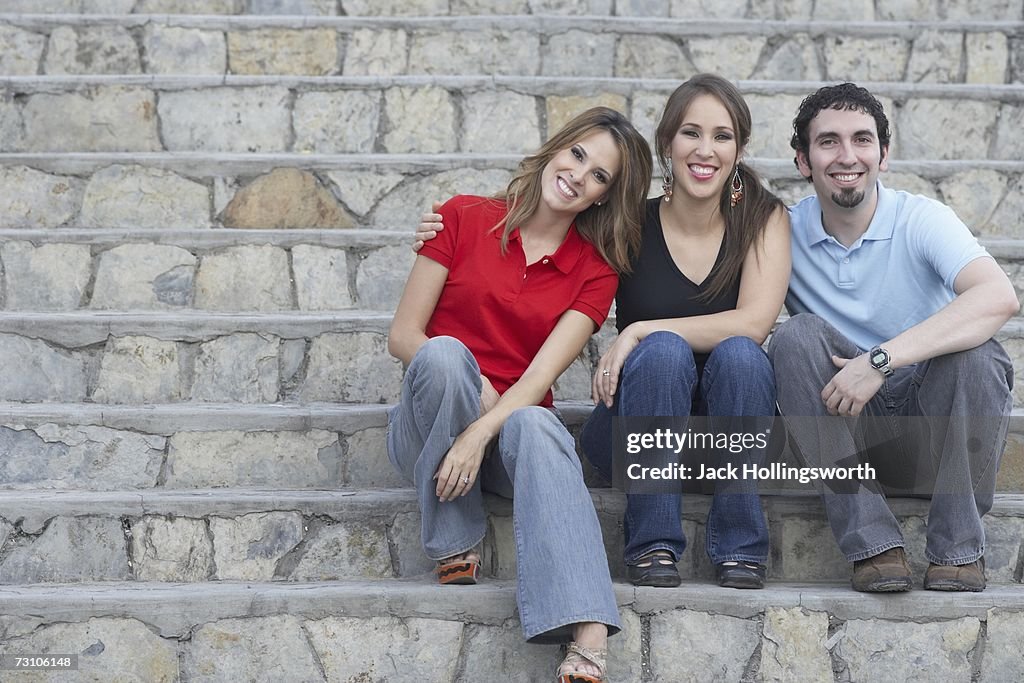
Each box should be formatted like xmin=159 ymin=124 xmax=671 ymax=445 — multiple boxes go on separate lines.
xmin=768 ymin=83 xmax=1018 ymax=592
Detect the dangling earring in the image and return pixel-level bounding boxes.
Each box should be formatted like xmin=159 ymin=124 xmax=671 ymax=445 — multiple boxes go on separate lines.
xmin=662 ymin=157 xmax=673 ymax=202
xmin=730 ymin=167 xmax=744 ymax=207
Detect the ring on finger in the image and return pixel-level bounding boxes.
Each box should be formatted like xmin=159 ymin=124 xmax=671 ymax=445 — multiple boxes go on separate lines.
xmin=602 ymin=369 xmax=611 ymax=376
xmin=461 ymin=476 xmax=470 ymax=484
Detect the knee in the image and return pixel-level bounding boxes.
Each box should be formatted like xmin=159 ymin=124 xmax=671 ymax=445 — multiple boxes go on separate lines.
xmin=500 ymin=407 xmax=575 ymax=466
xmin=409 ymin=336 xmax=478 ymax=381
xmin=623 ymin=331 xmax=696 ymax=384
xmin=767 ymin=314 xmax=829 ymax=366
xmin=936 ymin=339 xmax=1014 ymax=392
xmin=706 ymin=336 xmax=774 ymax=388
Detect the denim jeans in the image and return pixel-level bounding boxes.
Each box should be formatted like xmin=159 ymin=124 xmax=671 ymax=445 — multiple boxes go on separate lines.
xmin=768 ymin=313 xmax=1013 ymax=565
xmin=387 ymin=336 xmax=621 ymax=643
xmin=581 ymin=331 xmax=774 ymax=566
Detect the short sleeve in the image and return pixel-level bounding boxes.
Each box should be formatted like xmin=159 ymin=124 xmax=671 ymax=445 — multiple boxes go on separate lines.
xmin=910 ymin=202 xmax=989 ymax=291
xmin=417 ymin=196 xmax=463 ymax=269
xmin=570 ymin=263 xmax=618 ymax=329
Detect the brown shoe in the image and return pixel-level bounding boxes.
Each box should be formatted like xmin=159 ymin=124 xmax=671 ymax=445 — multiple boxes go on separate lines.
xmin=851 ymin=547 xmax=912 ymax=592
xmin=924 ymin=557 xmax=986 ymax=592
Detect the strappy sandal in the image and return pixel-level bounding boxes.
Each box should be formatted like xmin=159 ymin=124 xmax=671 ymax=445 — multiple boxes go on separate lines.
xmin=556 ymin=642 xmax=607 ymax=683
xmin=626 ymin=549 xmax=681 ymax=587
xmin=436 ymin=550 xmax=481 ymax=585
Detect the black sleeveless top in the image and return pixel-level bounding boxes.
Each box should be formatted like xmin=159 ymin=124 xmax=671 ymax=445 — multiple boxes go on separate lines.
xmin=615 ymin=197 xmax=741 ymax=379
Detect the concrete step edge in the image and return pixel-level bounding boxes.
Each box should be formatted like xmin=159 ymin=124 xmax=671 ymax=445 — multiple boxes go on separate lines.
xmin=1 ymin=578 xmax=1021 ymax=639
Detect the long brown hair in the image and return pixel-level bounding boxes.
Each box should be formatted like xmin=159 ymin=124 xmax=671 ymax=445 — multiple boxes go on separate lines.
xmin=656 ymin=74 xmax=784 ymax=300
xmin=494 ymin=107 xmax=652 ymax=275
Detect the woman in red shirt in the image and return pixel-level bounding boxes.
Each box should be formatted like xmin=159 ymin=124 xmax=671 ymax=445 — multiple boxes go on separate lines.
xmin=387 ymin=107 xmax=652 ymax=683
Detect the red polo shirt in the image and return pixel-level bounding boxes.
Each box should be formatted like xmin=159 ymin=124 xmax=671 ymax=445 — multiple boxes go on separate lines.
xmin=419 ymin=195 xmax=617 ymax=407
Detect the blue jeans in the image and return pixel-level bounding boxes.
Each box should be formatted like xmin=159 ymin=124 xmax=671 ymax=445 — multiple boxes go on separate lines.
xmin=581 ymin=331 xmax=773 ymax=565
xmin=769 ymin=314 xmax=1012 ymax=565
xmin=387 ymin=336 xmax=621 ymax=643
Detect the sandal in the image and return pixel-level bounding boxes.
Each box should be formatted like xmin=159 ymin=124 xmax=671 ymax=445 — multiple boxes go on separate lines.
xmin=436 ymin=550 xmax=481 ymax=585
xmin=626 ymin=549 xmax=681 ymax=587
xmin=556 ymin=642 xmax=607 ymax=683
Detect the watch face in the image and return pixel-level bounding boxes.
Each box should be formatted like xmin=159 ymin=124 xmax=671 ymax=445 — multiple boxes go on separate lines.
xmin=870 ymin=349 xmax=888 ymax=367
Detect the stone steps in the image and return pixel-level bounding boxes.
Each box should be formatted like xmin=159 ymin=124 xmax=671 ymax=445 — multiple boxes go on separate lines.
xmin=1 ymin=489 xmax=1022 ymax=587
xmin=1 ymin=75 xmax=1021 ymax=162
xmin=2 ymin=579 xmax=1020 ymax=682
xmin=1 ymin=153 xmax=1022 ymax=238
xmin=0 ymin=15 xmax=1019 ymax=83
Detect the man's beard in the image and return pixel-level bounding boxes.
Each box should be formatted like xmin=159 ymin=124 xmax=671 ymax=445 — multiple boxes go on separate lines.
xmin=831 ymin=187 xmax=865 ymax=209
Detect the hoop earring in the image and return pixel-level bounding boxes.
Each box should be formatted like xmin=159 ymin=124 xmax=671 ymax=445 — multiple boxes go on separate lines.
xmin=661 ymin=157 xmax=673 ymax=202
xmin=730 ymin=167 xmax=744 ymax=207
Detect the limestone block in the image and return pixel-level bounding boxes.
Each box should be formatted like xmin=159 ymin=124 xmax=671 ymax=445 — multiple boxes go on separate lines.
xmin=758 ymin=608 xmax=832 ymax=682
xmin=688 ymin=36 xmax=766 ymax=81
xmin=631 ymin=91 xmax=669 ymax=150
xmin=0 ymin=618 xmax=177 ymax=682
xmin=616 ymin=0 xmax=669 ymax=15
xmin=744 ymin=94 xmax=808 ymax=158
xmin=995 ymin=104 xmax=1024 ymax=161
xmin=876 ymin=0 xmax=932 ymax=19
xmin=343 ymin=427 xmax=406 ymax=488
xmin=209 ymin=512 xmax=304 ymax=580
xmin=989 ymin=176 xmax=1024 ymax=239
xmin=165 ymin=430 xmax=342 ymax=488
xmin=159 ymin=87 xmax=290 ymax=152
xmin=836 ymin=618 xmax=979 ymax=680
xmin=898 ymin=99 xmax=998 ymax=160
xmin=44 ymin=25 xmax=141 ymax=75
xmin=408 ymin=30 xmax=540 ymax=76
xmin=462 ymin=90 xmax=540 ymax=153
xmin=342 ymin=0 xmax=448 ymax=14
xmin=355 ymin=244 xmax=416 ymax=310
xmin=192 ymin=333 xmax=280 ymax=402
xmin=23 ymin=87 xmax=159 ymax=152
xmin=293 ymin=90 xmax=381 ymax=153
xmin=0 ymin=94 xmax=23 ymax=153
xmin=669 ymin=0 xmax=747 ymax=17
xmin=462 ymin=624 xmax=562 ymax=680
xmin=981 ymin=610 xmax=1024 ymax=682
xmin=371 ymin=169 xmax=511 ymax=228
xmin=326 ymin=170 xmax=404 ymax=217
xmin=615 ymin=34 xmax=693 ymax=79
xmin=825 ymin=37 xmax=909 ymax=82
xmin=649 ymin=610 xmax=758 ymax=681
xmin=748 ymin=0 xmax=812 ymax=19
xmin=299 ymin=332 xmax=403 ymax=403
xmin=143 ymin=25 xmax=226 ymax=75
xmin=0 ymin=25 xmax=45 ymax=74
xmin=91 ymin=244 xmax=197 ymax=310
xmin=280 ymin=338 xmax=307 ymax=384
xmin=249 ymin=0 xmax=338 ymax=13
xmin=812 ymin=0 xmax=873 ymax=19
xmin=306 ymin=617 xmax=462 ymax=681
xmin=221 ymin=168 xmax=354 ymax=229
xmin=287 ymin=246 xmax=349 ymax=312
xmin=908 ymin=30 xmax=964 ymax=83
xmin=944 ymin=0 xmax=1022 ymax=20
xmin=542 ymin=30 xmax=615 ymax=77
xmin=546 ymin=94 xmax=629 ymax=138
xmin=0 ymin=517 xmax=129 ymax=582
xmin=754 ymin=35 xmax=822 ymax=81
xmin=938 ymin=170 xmax=1008 ymax=232
xmin=80 ymin=164 xmax=210 ymax=229
xmin=776 ymin=515 xmax=848 ymax=580
xmin=553 ymin=357 xmax=594 ymax=402
xmin=183 ymin=616 xmax=321 ymax=682
xmin=131 ymin=516 xmax=214 ymax=581
xmin=880 ymin=171 xmax=936 ymax=199
xmin=227 ymin=28 xmax=337 ymax=75
xmin=136 ymin=0 xmax=243 ymax=11
xmin=966 ymin=32 xmax=1009 ymax=84
xmin=383 ymin=86 xmax=457 ymax=153
xmin=290 ymin=522 xmax=393 ymax=579
xmin=998 ymin=432 xmax=1024 ymax=489
xmin=93 ymin=336 xmax=182 ymax=404
xmin=454 ymin=0 xmax=529 ymax=11
xmin=531 ymin=0 xmax=613 ymax=12
xmin=0 ymin=520 xmax=10 ymax=549
xmin=343 ymin=28 xmax=408 ymax=75
xmin=980 ymin=516 xmax=1024 ymax=582
xmin=0 ymin=334 xmax=87 ymax=401
xmin=1 ymin=242 xmax=91 ymax=310
xmin=194 ymin=245 xmax=292 ymax=311
xmin=389 ymin=512 xmax=432 ymax=576
xmin=0 ymin=424 xmax=164 ymax=490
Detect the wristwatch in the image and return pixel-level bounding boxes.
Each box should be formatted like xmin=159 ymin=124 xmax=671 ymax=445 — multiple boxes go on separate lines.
xmin=868 ymin=346 xmax=894 ymax=377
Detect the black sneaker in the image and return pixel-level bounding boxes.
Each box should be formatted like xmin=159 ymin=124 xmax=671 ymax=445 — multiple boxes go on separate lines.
xmin=626 ymin=550 xmax=681 ymax=587
xmin=716 ymin=561 xmax=767 ymax=589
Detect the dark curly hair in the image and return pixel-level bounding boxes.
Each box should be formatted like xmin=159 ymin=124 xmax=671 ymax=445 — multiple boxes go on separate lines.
xmin=790 ymin=83 xmax=891 ymax=181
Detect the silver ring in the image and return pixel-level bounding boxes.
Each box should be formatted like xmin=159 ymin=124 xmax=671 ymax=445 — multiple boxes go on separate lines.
xmin=462 ymin=476 xmax=470 ymax=484
xmin=602 ymin=370 xmax=611 ymax=376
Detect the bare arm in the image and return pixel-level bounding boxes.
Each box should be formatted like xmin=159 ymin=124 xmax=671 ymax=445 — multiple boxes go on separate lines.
xmin=823 ymin=256 xmax=1019 ymax=416
xmin=593 ymin=206 xmax=791 ymax=405
xmin=387 ymin=255 xmax=448 ymax=366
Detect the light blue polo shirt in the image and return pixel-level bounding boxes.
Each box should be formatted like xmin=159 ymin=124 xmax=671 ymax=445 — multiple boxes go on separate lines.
xmin=786 ymin=181 xmax=989 ymax=352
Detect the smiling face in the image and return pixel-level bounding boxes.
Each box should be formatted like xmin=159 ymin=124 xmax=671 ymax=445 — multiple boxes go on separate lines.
xmin=539 ymin=129 xmax=621 ymax=216
xmin=796 ymin=106 xmax=889 ymax=211
xmin=666 ymin=93 xmax=739 ymax=204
